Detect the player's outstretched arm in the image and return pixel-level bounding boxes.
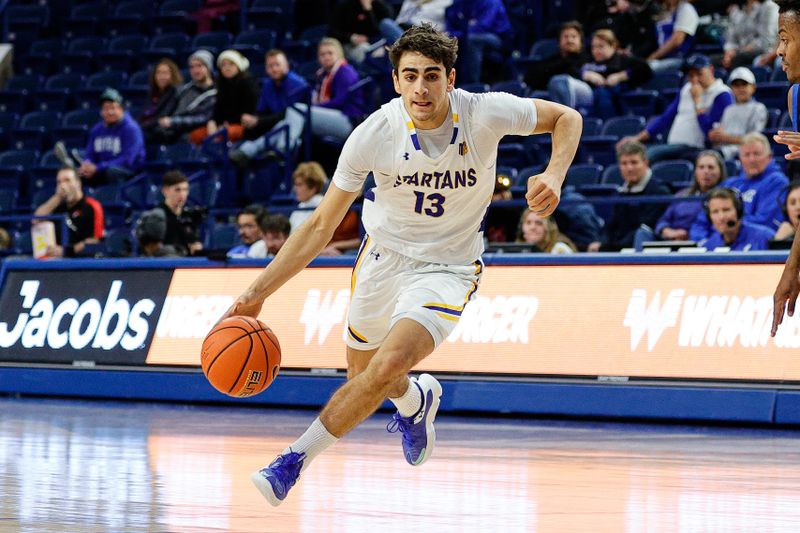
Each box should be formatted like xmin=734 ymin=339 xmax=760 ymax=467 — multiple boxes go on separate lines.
xmin=221 ymin=184 xmax=361 ymax=320
xmin=773 ymin=229 xmax=800 ymax=336
xmin=526 ymin=99 xmax=582 ymax=217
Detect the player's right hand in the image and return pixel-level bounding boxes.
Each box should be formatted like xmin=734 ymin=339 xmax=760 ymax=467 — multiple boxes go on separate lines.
xmin=772 ymin=266 xmax=800 ymax=337
xmin=773 ymin=131 xmax=800 ymax=160
xmin=217 ymin=291 xmax=264 ymax=326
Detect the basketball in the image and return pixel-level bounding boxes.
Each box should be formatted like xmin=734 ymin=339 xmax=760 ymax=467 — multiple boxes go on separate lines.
xmin=201 ymin=316 xmax=281 ymax=398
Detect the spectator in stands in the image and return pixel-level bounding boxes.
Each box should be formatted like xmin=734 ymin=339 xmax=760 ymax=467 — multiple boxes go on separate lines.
xmin=553 ymin=188 xmax=605 ymax=252
xmin=289 ymin=161 xmax=327 ymax=233
xmin=588 ymin=141 xmax=672 ymax=251
xmin=134 ymin=208 xmax=181 ymax=258
xmin=153 ymin=170 xmax=204 ymax=256
xmin=227 ymin=204 xmax=266 ymax=258
xmin=775 ymin=179 xmax=800 ymax=241
xmin=634 ymin=150 xmax=726 ymax=249
xmin=516 ymin=210 xmax=576 ymax=253
xmin=579 ymin=29 xmax=653 ymax=119
xmin=146 ymin=50 xmax=217 ymax=145
xmin=709 ymin=67 xmax=768 ymax=160
xmin=56 ymin=88 xmax=145 ymax=185
xmin=647 ymin=0 xmax=700 ymax=73
xmin=699 ymin=186 xmax=773 ymax=251
xmin=139 ymin=58 xmax=183 ymax=134
xmin=33 ymin=167 xmax=104 ymax=257
xmin=690 ymin=132 xmax=789 ymax=239
xmin=617 ymin=54 xmax=733 ymax=163
xmin=379 ymin=0 xmax=452 ymax=44
xmin=715 ymin=0 xmax=779 ymax=69
xmin=309 ymin=38 xmax=367 ymax=142
xmin=578 ymin=0 xmax=660 ymax=58
xmin=330 ymin=0 xmax=395 ymax=64
xmin=250 ymin=213 xmax=291 ymax=258
xmin=445 ymin=0 xmax=513 ymax=84
xmin=228 ymin=49 xmax=311 ymax=168
xmin=189 ymin=50 xmax=258 ymax=145
xmin=524 ymin=21 xmax=591 ymax=95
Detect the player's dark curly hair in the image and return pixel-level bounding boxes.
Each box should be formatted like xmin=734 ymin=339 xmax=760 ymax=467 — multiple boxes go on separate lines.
xmin=388 ymin=23 xmax=458 ymax=74
xmin=776 ymin=0 xmax=800 ymax=16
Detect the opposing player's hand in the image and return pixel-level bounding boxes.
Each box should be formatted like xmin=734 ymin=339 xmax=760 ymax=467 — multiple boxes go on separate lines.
xmin=772 ymin=266 xmax=800 ymax=337
xmin=773 ymin=131 xmax=800 ymax=160
xmin=526 ymin=173 xmax=562 ymax=217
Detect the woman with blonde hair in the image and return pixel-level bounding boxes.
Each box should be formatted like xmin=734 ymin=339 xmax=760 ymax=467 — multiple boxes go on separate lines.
xmin=289 ymin=161 xmax=328 ymax=232
xmin=517 ymin=209 xmax=575 ymax=254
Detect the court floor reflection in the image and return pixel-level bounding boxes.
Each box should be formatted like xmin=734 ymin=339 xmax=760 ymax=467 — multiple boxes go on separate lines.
xmin=2 ymin=397 xmax=800 ymax=532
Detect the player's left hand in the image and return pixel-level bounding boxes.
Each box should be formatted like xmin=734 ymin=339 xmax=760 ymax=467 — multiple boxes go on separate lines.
xmin=772 ymin=266 xmax=800 ymax=337
xmin=526 ymin=173 xmax=562 ymax=217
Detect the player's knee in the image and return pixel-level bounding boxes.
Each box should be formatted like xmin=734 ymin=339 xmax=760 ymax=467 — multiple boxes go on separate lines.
xmin=368 ymin=349 xmax=410 ymax=388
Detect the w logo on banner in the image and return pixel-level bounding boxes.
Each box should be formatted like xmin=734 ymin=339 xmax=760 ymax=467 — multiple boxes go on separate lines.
xmin=623 ymin=289 xmax=684 ymax=351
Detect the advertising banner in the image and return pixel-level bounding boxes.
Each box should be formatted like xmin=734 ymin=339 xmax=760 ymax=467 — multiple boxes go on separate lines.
xmin=146 ymin=264 xmax=800 ymax=382
xmin=0 ymin=269 xmax=173 ymax=365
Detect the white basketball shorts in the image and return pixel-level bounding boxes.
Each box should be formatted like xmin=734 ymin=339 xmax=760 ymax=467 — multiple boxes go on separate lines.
xmin=346 ymin=236 xmax=484 ymax=350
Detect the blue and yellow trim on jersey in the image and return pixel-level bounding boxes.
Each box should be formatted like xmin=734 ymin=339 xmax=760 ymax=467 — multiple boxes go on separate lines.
xmin=347 ymin=236 xmax=373 ymax=344
xmin=422 ymin=260 xmax=483 ymax=322
xmin=405 ymin=110 xmax=459 ymax=151
xmin=792 ymin=84 xmax=799 ymax=131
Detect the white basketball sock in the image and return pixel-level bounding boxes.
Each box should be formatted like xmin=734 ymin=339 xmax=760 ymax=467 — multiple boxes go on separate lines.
xmin=282 ymin=417 xmax=338 ymax=473
xmin=389 ymin=377 xmax=423 ymax=417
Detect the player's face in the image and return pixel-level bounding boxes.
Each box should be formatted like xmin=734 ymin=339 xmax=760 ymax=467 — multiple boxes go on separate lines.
xmin=708 ymin=198 xmax=739 ymax=235
xmin=618 ymin=153 xmax=649 ymax=184
xmin=393 ymin=51 xmax=454 ymax=130
xmin=237 ymin=214 xmax=262 ymax=245
xmin=787 ymin=188 xmax=800 ymax=228
xmin=777 ymin=13 xmax=800 ymax=83
xmin=521 ymin=212 xmax=546 ymax=245
xmin=694 ymin=155 xmax=721 ymax=192
xmin=739 ymin=140 xmax=771 ymax=177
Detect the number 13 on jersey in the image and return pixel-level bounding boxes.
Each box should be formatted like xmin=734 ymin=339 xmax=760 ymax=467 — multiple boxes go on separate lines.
xmin=413 ymin=191 xmax=445 ymax=217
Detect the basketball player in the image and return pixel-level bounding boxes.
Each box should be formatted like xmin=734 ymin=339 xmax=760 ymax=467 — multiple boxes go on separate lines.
xmin=772 ymin=0 xmax=800 ymax=336
xmin=223 ymin=24 xmax=582 ymax=506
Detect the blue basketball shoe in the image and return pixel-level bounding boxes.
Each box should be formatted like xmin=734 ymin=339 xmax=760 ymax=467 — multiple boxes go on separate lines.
xmin=386 ymin=373 xmax=442 ymax=466
xmin=250 ymin=450 xmax=306 ymax=507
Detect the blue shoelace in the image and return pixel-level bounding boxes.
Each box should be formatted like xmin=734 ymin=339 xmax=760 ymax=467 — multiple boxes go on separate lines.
xmin=267 ymin=450 xmax=306 ymax=489
xmin=386 ymin=413 xmax=415 ymax=444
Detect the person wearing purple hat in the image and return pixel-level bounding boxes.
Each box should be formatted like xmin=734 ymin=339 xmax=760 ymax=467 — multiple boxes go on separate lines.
xmin=617 ymin=53 xmax=733 ymax=163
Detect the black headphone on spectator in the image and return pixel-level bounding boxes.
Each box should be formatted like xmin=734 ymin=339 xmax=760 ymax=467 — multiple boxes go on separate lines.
xmin=703 ymin=186 xmax=744 ymax=223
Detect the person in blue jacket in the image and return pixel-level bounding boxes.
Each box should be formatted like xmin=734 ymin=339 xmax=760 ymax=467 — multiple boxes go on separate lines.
xmin=690 ymin=132 xmax=789 ymax=240
xmin=78 ymin=88 xmax=145 ymax=185
xmin=700 ymin=186 xmax=774 ymax=251
xmin=445 ymin=0 xmax=512 ymax=84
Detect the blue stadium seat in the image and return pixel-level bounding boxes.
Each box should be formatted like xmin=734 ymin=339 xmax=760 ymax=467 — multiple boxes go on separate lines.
xmin=245 ymin=6 xmax=290 ymax=33
xmin=12 ymin=111 xmax=61 ymax=150
xmin=153 ymin=0 xmax=201 ymax=34
xmin=755 ymin=82 xmax=791 ymax=109
xmin=106 ymin=2 xmax=148 ymax=37
xmin=766 ymin=107 xmax=782 ymax=129
xmin=188 ymin=172 xmax=221 ymax=208
xmin=145 ymin=33 xmax=192 ymax=65
xmin=37 ymin=73 xmax=86 ymax=111
xmin=128 ymin=69 xmax=151 ymax=89
xmin=579 ymin=136 xmax=618 ymax=166
xmin=600 ymin=164 xmax=623 ymax=186
xmin=23 ymin=39 xmax=62 ymax=76
xmin=61 ymin=37 xmax=107 ymax=75
xmin=582 ymin=117 xmax=603 ymax=137
xmin=725 ymin=159 xmax=741 ymax=178
xmin=490 ymin=80 xmax=529 ymax=97
xmin=651 ymin=160 xmax=693 ymax=187
xmin=641 ymin=71 xmax=682 ymax=92
xmin=235 ymin=30 xmax=278 ymax=53
xmin=282 ymin=39 xmax=316 ymax=65
xmin=0 ymin=188 xmax=16 ymax=214
xmin=99 ymin=35 xmax=148 ymax=72
xmin=208 ymin=223 xmax=240 ymax=250
xmin=4 ymin=5 xmax=49 ymax=51
xmin=191 ymin=32 xmax=233 ymax=56
xmin=54 ymin=108 xmax=98 ymax=148
xmin=64 ymin=3 xmax=105 ymax=39
xmin=620 ymin=90 xmax=660 ymax=117
xmin=528 ymin=38 xmax=559 ymax=60
xmin=76 ymin=71 xmax=129 ymax=108
xmin=497 ymin=143 xmax=534 ymax=170
xmin=514 ymin=165 xmax=544 ymax=187
xmin=566 ymin=164 xmax=603 ymax=188
xmin=14 ymin=229 xmax=33 ymax=255
xmin=0 ymin=111 xmax=20 ymax=150
xmin=460 ymin=82 xmax=490 ymax=93
xmin=0 ymin=75 xmax=41 ymax=112
xmin=601 ymin=115 xmax=646 ymax=139
xmin=750 ymin=65 xmax=771 ymax=83
xmin=104 ymin=227 xmax=133 ymax=256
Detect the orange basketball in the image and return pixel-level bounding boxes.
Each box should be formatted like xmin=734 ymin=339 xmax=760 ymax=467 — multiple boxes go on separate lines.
xmin=201 ymin=316 xmax=281 ymax=398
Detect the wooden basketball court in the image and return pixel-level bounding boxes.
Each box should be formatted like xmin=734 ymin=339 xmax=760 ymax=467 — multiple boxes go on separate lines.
xmin=2 ymin=396 xmax=800 ymax=532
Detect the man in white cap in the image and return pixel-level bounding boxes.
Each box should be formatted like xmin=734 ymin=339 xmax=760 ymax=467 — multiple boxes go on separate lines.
xmin=708 ymin=66 xmax=769 ymax=160
xmin=146 ymin=50 xmax=218 ymax=144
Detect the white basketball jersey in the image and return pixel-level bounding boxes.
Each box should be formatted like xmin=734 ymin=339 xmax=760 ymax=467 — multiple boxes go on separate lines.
xmin=333 ymin=89 xmax=538 ymax=265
